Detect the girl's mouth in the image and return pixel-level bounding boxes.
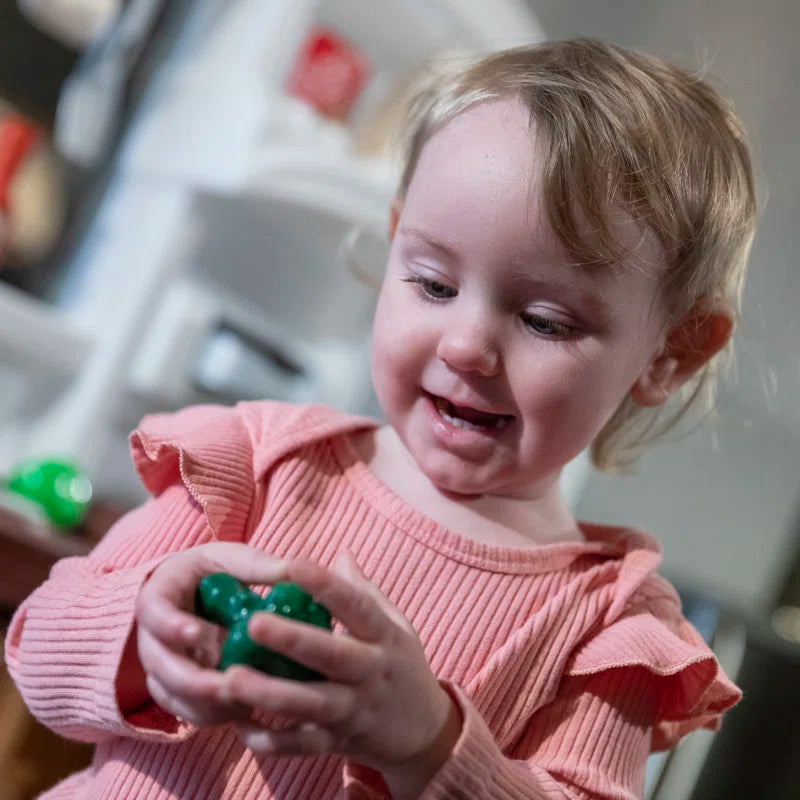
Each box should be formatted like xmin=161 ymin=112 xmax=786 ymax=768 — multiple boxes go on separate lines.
xmin=430 ymin=394 xmax=514 ymax=433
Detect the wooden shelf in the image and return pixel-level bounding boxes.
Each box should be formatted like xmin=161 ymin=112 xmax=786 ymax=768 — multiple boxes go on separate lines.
xmin=0 ymin=502 xmax=103 ymax=799
xmin=0 ymin=500 xmax=92 ymax=610
xmin=0 ymin=630 xmax=94 ymax=800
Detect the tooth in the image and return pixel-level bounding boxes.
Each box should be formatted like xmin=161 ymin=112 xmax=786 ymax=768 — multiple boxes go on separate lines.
xmin=442 ymin=411 xmax=469 ymax=430
xmin=435 ymin=397 xmax=512 ymax=432
xmin=440 ymin=410 xmax=484 ymax=432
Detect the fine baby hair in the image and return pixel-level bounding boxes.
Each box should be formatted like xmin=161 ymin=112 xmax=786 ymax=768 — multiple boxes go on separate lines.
xmin=390 ymin=38 xmax=757 ymax=471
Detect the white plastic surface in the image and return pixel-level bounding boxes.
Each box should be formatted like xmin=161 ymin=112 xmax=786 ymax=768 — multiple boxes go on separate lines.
xmin=3 ymin=0 xmax=554 ymax=506
xmin=0 ymin=282 xmax=90 ymax=375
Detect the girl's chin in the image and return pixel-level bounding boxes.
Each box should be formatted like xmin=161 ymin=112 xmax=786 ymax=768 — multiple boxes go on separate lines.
xmin=432 ymin=482 xmax=486 ymax=500
xmin=422 ymin=463 xmax=504 ymax=499
xmin=421 ymin=458 xmax=550 ymax=502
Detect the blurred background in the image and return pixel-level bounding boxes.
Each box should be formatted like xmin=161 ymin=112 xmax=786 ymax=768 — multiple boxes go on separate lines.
xmin=0 ymin=0 xmax=797 ymax=797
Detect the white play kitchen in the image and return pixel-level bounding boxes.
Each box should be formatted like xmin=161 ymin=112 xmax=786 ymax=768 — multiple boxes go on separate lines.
xmin=2 ymin=0 xmax=590 ymax=514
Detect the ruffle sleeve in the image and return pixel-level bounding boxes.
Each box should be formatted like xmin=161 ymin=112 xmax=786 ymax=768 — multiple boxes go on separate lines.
xmin=565 ymin=591 xmax=742 ymax=751
xmin=129 ymin=403 xmax=256 ymax=542
xmin=129 ymin=400 xmax=378 ymax=542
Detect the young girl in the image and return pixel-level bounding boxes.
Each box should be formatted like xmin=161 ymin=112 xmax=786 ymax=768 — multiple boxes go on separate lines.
xmin=6 ymin=39 xmax=756 ymax=800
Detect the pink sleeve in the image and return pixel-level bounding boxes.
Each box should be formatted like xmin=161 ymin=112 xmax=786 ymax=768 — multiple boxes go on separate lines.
xmin=564 ymin=594 xmax=741 ymax=751
xmin=344 ymin=670 xmax=655 ymax=800
xmin=4 ymin=484 xmax=211 ymax=744
xmin=4 ymin=403 xmax=260 ymax=744
xmin=435 ymin=670 xmax=657 ymax=800
xmin=344 ymin=597 xmax=739 ymax=800
xmin=129 ymin=402 xmax=256 ymax=539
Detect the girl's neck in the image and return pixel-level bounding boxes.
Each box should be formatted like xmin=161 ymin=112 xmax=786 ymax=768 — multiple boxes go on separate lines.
xmin=351 ymin=426 xmax=584 ymax=549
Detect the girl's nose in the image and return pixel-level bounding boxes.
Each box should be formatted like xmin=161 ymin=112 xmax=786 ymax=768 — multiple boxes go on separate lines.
xmin=436 ymin=319 xmax=500 ymax=376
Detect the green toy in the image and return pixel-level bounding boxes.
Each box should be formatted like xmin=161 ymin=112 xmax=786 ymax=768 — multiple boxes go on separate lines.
xmin=6 ymin=457 xmax=92 ymax=528
xmin=195 ymin=572 xmax=332 ymax=680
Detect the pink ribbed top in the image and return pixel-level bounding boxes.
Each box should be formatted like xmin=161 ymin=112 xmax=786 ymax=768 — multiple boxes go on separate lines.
xmin=5 ymin=401 xmax=740 ymax=800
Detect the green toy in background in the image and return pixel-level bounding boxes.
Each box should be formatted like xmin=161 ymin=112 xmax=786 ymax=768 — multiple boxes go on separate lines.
xmin=195 ymin=572 xmax=333 ymax=680
xmin=6 ymin=457 xmax=93 ymax=528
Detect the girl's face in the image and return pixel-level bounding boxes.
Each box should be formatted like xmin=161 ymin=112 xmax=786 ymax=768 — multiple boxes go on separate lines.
xmin=371 ymin=98 xmax=669 ymax=499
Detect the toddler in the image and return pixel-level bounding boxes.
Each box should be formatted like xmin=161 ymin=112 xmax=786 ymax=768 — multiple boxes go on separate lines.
xmin=6 ymin=39 xmax=756 ymax=800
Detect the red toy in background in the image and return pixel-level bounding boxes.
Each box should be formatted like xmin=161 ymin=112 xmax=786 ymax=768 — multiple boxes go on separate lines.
xmin=0 ymin=115 xmax=39 ymax=212
xmin=286 ymin=27 xmax=371 ymax=121
xmin=0 ymin=106 xmax=67 ymax=272
xmin=0 ymin=115 xmax=39 ymax=263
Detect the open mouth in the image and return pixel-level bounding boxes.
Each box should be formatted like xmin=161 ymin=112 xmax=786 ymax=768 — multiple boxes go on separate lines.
xmin=430 ymin=394 xmax=514 ymax=432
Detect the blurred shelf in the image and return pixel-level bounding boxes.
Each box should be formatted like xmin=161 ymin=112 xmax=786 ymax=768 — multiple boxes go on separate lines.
xmin=0 ymin=282 xmax=92 ymax=376
xmin=0 ymin=0 xmax=547 ymax=504
xmin=0 ymin=629 xmax=94 ymax=800
xmin=0 ymin=494 xmax=92 ymax=609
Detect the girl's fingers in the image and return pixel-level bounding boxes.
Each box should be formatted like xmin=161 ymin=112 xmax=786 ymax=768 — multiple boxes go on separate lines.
xmin=333 ymin=551 xmax=411 ymax=631
xmin=284 ymin=560 xmax=388 ymax=642
xmin=236 ymin=721 xmax=336 ymax=756
xmin=190 ymin=543 xmax=289 ymax=588
xmin=223 ymin=666 xmax=356 ymax=724
xmin=145 ymin=672 xmax=200 ymax=723
xmin=137 ymin=543 xmax=289 ymax=648
xmin=135 ymin=586 xmax=214 ymax=650
xmin=145 ymin=672 xmax=251 ymax=727
xmin=138 ymin=626 xmax=228 ymax=706
xmin=150 ymin=542 xmax=288 ymax=590
xmin=188 ymin=624 xmax=228 ymax=669
xmin=246 ymin=612 xmax=381 ymax=683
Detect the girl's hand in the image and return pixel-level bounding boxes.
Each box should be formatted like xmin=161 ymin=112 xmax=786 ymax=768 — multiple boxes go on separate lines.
xmin=228 ymin=552 xmax=461 ymax=783
xmin=133 ymin=542 xmax=288 ymax=726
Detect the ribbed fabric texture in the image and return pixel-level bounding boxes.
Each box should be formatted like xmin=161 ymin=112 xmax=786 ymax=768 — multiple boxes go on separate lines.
xmin=5 ymin=401 xmax=741 ymax=800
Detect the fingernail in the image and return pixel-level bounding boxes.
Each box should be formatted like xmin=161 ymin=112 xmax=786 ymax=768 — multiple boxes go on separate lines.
xmin=345 ymin=552 xmax=362 ymax=576
xmin=334 ymin=552 xmax=354 ymax=579
xmin=239 ymin=725 xmax=277 ymax=752
xmin=183 ymin=622 xmax=200 ymax=641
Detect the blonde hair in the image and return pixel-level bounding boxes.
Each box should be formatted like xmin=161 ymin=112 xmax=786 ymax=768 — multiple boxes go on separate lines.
xmin=395 ymin=38 xmax=757 ymax=472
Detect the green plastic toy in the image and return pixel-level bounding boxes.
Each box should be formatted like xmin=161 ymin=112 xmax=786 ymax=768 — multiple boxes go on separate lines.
xmin=6 ymin=457 xmax=92 ymax=528
xmin=195 ymin=572 xmax=332 ymax=680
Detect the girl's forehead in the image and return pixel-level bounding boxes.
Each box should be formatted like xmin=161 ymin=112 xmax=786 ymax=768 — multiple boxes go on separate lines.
xmin=406 ymin=102 xmax=542 ymax=237
xmin=417 ymin=98 xmax=535 ymax=183
xmin=406 ymin=98 xmax=664 ymax=282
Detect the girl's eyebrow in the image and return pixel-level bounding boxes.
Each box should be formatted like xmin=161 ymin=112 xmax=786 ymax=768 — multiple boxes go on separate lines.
xmin=509 ymin=269 xmax=616 ymax=314
xmin=397 ymin=227 xmax=459 ymax=258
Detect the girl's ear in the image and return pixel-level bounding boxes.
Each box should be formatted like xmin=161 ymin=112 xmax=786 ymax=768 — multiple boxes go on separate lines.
xmin=631 ymin=300 xmax=734 ymax=407
xmin=388 ymin=198 xmax=402 ymax=241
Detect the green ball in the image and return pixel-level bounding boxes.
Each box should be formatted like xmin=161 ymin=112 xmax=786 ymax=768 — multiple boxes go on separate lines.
xmin=195 ymin=573 xmax=256 ymax=628
xmin=218 ymin=617 xmax=326 ymax=681
xmin=7 ymin=458 xmax=92 ymax=527
xmin=264 ymin=582 xmax=332 ymax=630
xmin=218 ymin=619 xmax=268 ymax=671
xmin=194 ymin=573 xmax=332 ymax=681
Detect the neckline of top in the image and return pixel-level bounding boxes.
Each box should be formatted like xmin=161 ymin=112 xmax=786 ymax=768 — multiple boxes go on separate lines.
xmin=329 ymin=432 xmax=658 ymax=574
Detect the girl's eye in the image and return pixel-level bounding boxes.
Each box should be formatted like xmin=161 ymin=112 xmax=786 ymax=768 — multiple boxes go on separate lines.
xmin=521 ymin=312 xmax=575 ymax=338
xmin=401 ymin=275 xmax=456 ymax=301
